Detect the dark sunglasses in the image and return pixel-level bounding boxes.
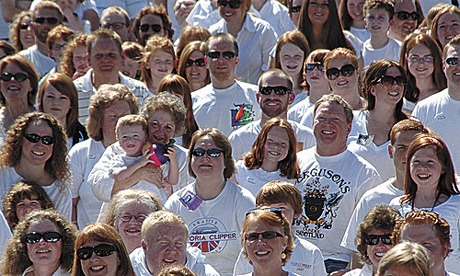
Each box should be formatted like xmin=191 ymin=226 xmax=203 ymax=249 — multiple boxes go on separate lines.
xmin=290 ymin=5 xmax=301 ymax=13
xmin=24 ymin=133 xmax=54 ymax=145
xmin=0 ymin=72 xmax=28 ymax=82
xmin=245 ymin=231 xmax=284 ymax=242
xmin=206 ymin=51 xmax=236 ymax=60
xmin=376 ymin=75 xmax=407 ymax=86
xmin=139 ymin=24 xmax=162 ymax=32
xmin=326 ymin=64 xmax=355 ymax=80
xmin=25 ymin=232 xmax=62 ymax=244
xmin=191 ymin=148 xmax=224 ymax=158
xmin=34 ymin=17 xmax=58 ymax=25
xmin=396 ymin=11 xmax=419 ymax=21
xmin=19 ymin=24 xmax=31 ymax=30
xmin=185 ymin=58 xmax=206 ymax=67
xmin=259 ymin=86 xmax=291 ymax=95
xmin=305 ymin=63 xmax=325 ymax=72
xmin=217 ymin=0 xmax=242 ymax=9
xmin=77 ymin=244 xmax=117 ymax=260
xmin=446 ymin=57 xmax=459 ymax=66
xmin=364 ymin=234 xmax=392 ymax=246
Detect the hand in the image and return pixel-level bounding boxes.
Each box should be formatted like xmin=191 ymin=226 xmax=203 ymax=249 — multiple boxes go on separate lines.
xmin=140 ymin=164 xmax=163 ymax=188
xmin=140 ymin=150 xmax=155 ymax=166
xmin=164 ymin=146 xmax=177 ymax=163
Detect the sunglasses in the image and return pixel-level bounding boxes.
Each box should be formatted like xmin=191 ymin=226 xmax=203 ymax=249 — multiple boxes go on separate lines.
xmin=326 ymin=64 xmax=355 ymax=80
xmin=139 ymin=24 xmax=162 ymax=33
xmin=364 ymin=234 xmax=392 ymax=246
xmin=19 ymin=24 xmax=31 ymax=30
xmin=34 ymin=17 xmax=58 ymax=25
xmin=191 ymin=148 xmax=224 ymax=158
xmin=376 ymin=75 xmax=407 ymax=86
xmin=185 ymin=58 xmax=206 ymax=67
xmin=259 ymin=86 xmax=291 ymax=96
xmin=445 ymin=57 xmax=459 ymax=66
xmin=0 ymin=72 xmax=28 ymax=82
xmin=246 ymin=207 xmax=283 ymax=219
xmin=24 ymin=133 xmax=55 ymax=145
xmin=25 ymin=232 xmax=62 ymax=244
xmin=206 ymin=51 xmax=236 ymax=60
xmin=77 ymin=244 xmax=117 ymax=260
xmin=119 ymin=214 xmax=148 ymax=223
xmin=290 ymin=5 xmax=301 ymax=13
xmin=100 ymin=22 xmax=125 ymax=30
xmin=396 ymin=11 xmax=419 ymax=21
xmin=245 ymin=231 xmax=284 ymax=242
xmin=217 ymin=0 xmax=242 ymax=9
xmin=305 ymin=63 xmax=325 ymax=72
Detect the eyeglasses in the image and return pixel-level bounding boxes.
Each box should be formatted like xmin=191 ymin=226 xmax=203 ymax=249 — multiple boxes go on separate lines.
xmin=376 ymin=75 xmax=407 ymax=86
xmin=19 ymin=24 xmax=31 ymax=30
xmin=245 ymin=231 xmax=284 ymax=242
xmin=185 ymin=58 xmax=206 ymax=67
xmin=34 ymin=17 xmax=59 ymax=25
xmin=364 ymin=234 xmax=392 ymax=246
xmin=217 ymin=0 xmax=242 ymax=9
xmin=100 ymin=22 xmax=126 ymax=30
xmin=139 ymin=24 xmax=162 ymax=32
xmin=445 ymin=57 xmax=459 ymax=66
xmin=119 ymin=214 xmax=148 ymax=223
xmin=50 ymin=44 xmax=66 ymax=51
xmin=25 ymin=232 xmax=62 ymax=244
xmin=396 ymin=11 xmax=419 ymax=21
xmin=0 ymin=72 xmax=28 ymax=82
xmin=408 ymin=55 xmax=434 ymax=63
xmin=24 ymin=133 xmax=55 ymax=145
xmin=246 ymin=207 xmax=283 ymax=219
xmin=191 ymin=148 xmax=224 ymax=157
xmin=259 ymin=86 xmax=291 ymax=95
xmin=77 ymin=244 xmax=117 ymax=260
xmin=326 ymin=64 xmax=355 ymax=80
xmin=305 ymin=63 xmax=325 ymax=72
xmin=290 ymin=5 xmax=301 ymax=13
xmin=206 ymin=51 xmax=236 ymax=60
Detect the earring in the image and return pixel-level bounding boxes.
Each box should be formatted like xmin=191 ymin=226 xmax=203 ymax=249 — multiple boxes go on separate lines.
xmin=281 ymin=252 xmax=286 ymax=260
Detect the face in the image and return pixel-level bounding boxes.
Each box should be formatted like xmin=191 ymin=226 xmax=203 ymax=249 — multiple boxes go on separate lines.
xmin=290 ymin=0 xmax=303 ymax=25
xmin=0 ymin=62 xmax=33 ymax=103
xmin=313 ymin=102 xmax=351 ymax=155
xmin=73 ymin=45 xmax=89 ymax=74
xmin=115 ymin=202 xmax=150 ymax=253
xmin=139 ymin=14 xmax=166 ymax=45
xmin=147 ymin=110 xmax=176 ymax=145
xmin=19 ymin=16 xmax=35 ymax=49
xmin=16 ymin=196 xmax=42 ymax=220
xmin=263 ymin=126 xmax=290 ymax=166
xmin=174 ymin=0 xmax=196 ymax=25
xmin=21 ymin=119 xmax=54 ymax=167
xmin=90 ymin=38 xmax=123 ymax=76
xmin=409 ymin=146 xmax=444 ymax=191
xmin=118 ymin=124 xmax=147 ymax=156
xmin=279 ymin=43 xmax=304 ymax=78
xmin=407 ymin=44 xmax=434 ymax=79
xmin=347 ymin=0 xmax=365 ymax=22
xmin=49 ymin=38 xmax=66 ymax=63
xmin=443 ymin=45 xmax=460 ymax=88
xmin=26 ymin=219 xmax=62 ymax=269
xmin=391 ymin=0 xmax=417 ymax=40
xmin=148 ymin=50 xmax=174 ymax=83
xmin=33 ymin=8 xmax=61 ymax=43
xmin=100 ymin=12 xmax=130 ymax=42
xmin=437 ymin=12 xmax=460 ymax=49
xmin=366 ymin=229 xmax=393 ymax=267
xmin=191 ymin=135 xmax=226 ymax=180
xmin=42 ymin=84 xmax=71 ymax=122
xmin=308 ymin=0 xmax=330 ymax=27
xmin=122 ymin=57 xmax=139 ymax=78
xmin=305 ymin=61 xmax=328 ymax=89
xmin=327 ymin=57 xmax=358 ymax=95
xmin=389 ymin=130 xmax=420 ymax=176
xmin=206 ymin=38 xmax=239 ymax=82
xmin=365 ymin=8 xmax=391 ymax=35
xmin=219 ymin=0 xmax=245 ymax=24
xmin=143 ymin=223 xmax=187 ymax=275
xmin=101 ymin=100 xmax=132 ymax=146
xmin=257 ymin=74 xmax=294 ymax=118
xmin=371 ymin=66 xmax=404 ymax=107
xmin=400 ymin=223 xmax=449 ymax=271
xmin=185 ymin=50 xmax=207 ymax=85
xmin=80 ymin=241 xmax=120 ymax=276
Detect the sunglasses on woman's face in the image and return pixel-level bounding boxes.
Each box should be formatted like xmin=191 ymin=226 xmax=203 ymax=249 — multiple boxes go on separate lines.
xmin=191 ymin=148 xmax=224 ymax=158
xmin=25 ymin=231 xmax=62 ymax=244
xmin=364 ymin=234 xmax=392 ymax=245
xmin=185 ymin=58 xmax=205 ymax=67
xmin=24 ymin=133 xmax=55 ymax=145
xmin=376 ymin=75 xmax=407 ymax=86
xmin=0 ymin=72 xmax=28 ymax=82
xmin=77 ymin=244 xmax=117 ymax=260
xmin=445 ymin=57 xmax=460 ymax=66
xmin=217 ymin=0 xmax=242 ymax=9
xmin=305 ymin=63 xmax=325 ymax=72
xmin=139 ymin=24 xmax=162 ymax=33
xmin=326 ymin=64 xmax=355 ymax=80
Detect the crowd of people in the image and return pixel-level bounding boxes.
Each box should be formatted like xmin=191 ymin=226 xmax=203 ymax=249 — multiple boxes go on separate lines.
xmin=0 ymin=0 xmax=458 ymax=275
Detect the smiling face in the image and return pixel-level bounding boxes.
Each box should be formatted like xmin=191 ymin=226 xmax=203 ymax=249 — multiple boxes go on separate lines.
xmin=407 ymin=44 xmax=434 ymax=80
xmin=347 ymin=0 xmax=365 ymax=22
xmin=279 ymin=43 xmax=305 ymax=79
xmin=390 ymin=0 xmax=417 ymax=41
xmin=21 ymin=119 xmax=54 ymax=167
xmin=326 ymin=57 xmax=358 ymax=96
xmin=26 ymin=219 xmax=62 ymax=270
xmin=16 ymin=196 xmax=42 ymax=220
xmin=80 ymin=241 xmax=120 ymax=276
xmin=101 ymin=100 xmax=132 ymax=146
xmin=308 ymin=0 xmax=330 ymax=27
xmin=443 ymin=44 xmax=460 ymax=88
xmin=372 ymin=66 xmax=405 ymax=107
xmin=257 ymin=74 xmax=293 ymax=119
xmin=19 ymin=16 xmax=35 ymax=50
xmin=409 ymin=146 xmax=444 ymax=192
xmin=191 ymin=135 xmax=226 ymax=181
xmin=115 ymin=202 xmax=149 ymax=253
xmin=437 ymin=12 xmax=460 ymax=49
xmin=1 ymin=62 xmax=32 ymax=105
xmin=32 ymin=8 xmax=61 ymax=44
xmin=148 ymin=50 xmax=174 ymax=84
xmin=263 ymin=126 xmax=290 ymax=168
xmin=147 ymin=110 xmax=176 ymax=145
xmin=143 ymin=222 xmax=187 ymax=275
xmin=219 ymin=0 xmax=246 ymax=24
xmin=366 ymin=229 xmax=393 ymax=268
xmin=389 ymin=130 xmax=420 ymax=177
xmin=42 ymin=84 xmax=71 ymax=123
xmin=185 ymin=50 xmax=207 ymax=86
xmin=365 ymin=8 xmax=391 ymax=35
xmin=206 ymin=38 xmax=239 ymax=83
xmin=139 ymin=14 xmax=166 ymax=45
xmin=118 ymin=124 xmax=147 ymax=157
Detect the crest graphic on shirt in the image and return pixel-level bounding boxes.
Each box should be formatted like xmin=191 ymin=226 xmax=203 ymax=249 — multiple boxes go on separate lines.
xmin=188 ymin=218 xmax=237 ymax=253
xmin=231 ymin=103 xmax=255 ymax=128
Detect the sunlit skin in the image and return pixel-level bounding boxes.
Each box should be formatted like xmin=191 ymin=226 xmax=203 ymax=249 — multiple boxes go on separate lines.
xmin=409 ymin=147 xmax=444 ymax=195
xmin=42 ymin=85 xmax=71 ymax=129
xmin=437 ymin=12 xmax=460 ymax=49
xmin=118 ymin=124 xmax=147 ymax=157
xmin=279 ymin=43 xmax=304 ymax=92
xmin=191 ymin=135 xmax=226 ymax=182
xmin=16 ymin=196 xmax=42 ymax=220
xmin=308 ymin=0 xmax=330 ymax=28
xmin=261 ymin=127 xmax=290 ymax=172
xmin=80 ymin=241 xmax=120 ymax=276
xmin=100 ymin=101 xmax=132 ymax=147
xmin=139 ymin=14 xmax=166 ymax=45
xmin=19 ymin=16 xmax=35 ymax=50
xmin=347 ymin=0 xmax=365 ymax=27
xmin=389 ymin=0 xmax=417 ymax=41
xmin=147 ymin=110 xmax=176 ymax=145
xmin=366 ymin=229 xmax=393 ymax=274
xmin=147 ymin=50 xmax=174 ymax=92
xmin=371 ymin=66 xmax=404 ymax=108
xmin=115 ymin=203 xmax=150 ymax=253
xmin=443 ymin=45 xmax=460 ymax=98
xmin=185 ymin=50 xmax=207 ymax=91
xmin=20 ymin=120 xmax=54 ymax=168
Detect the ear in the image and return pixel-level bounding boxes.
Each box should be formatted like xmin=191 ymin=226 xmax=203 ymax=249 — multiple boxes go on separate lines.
xmin=288 ymin=93 xmax=295 ymax=104
xmin=86 ymin=53 xmax=91 ymax=67
xmin=204 ymin=56 xmax=209 ymax=69
xmin=388 ymin=144 xmax=394 ymax=158
xmin=235 ymin=56 xmax=240 ymax=65
xmin=346 ymin=123 xmax=352 ymax=135
xmin=256 ymin=93 xmax=261 ymax=102
xmin=370 ymin=87 xmax=376 ymax=96
xmin=390 ymin=17 xmax=395 ymax=27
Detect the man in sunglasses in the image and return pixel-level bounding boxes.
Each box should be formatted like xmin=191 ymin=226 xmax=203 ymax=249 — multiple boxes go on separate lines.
xmin=19 ymin=1 xmax=63 ymax=78
xmin=133 ymin=5 xmax=173 ymax=46
xmin=100 ymin=6 xmax=132 ymax=42
xmin=192 ymin=33 xmax=261 ymax=136
xmin=412 ymin=35 xmax=460 ymax=172
xmin=292 ymin=94 xmax=381 ymax=274
xmin=388 ymin=0 xmax=419 ymax=42
xmin=229 ymin=69 xmax=315 ymax=160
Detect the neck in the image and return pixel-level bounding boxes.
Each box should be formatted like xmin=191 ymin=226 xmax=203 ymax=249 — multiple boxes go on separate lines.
xmin=3 ymin=103 xmax=31 ymax=126
xmin=252 ymin=0 xmax=267 ymax=11
xmin=415 ymin=78 xmax=437 ymax=101
xmin=190 ymin=81 xmax=206 ymax=92
xmin=57 ymin=117 xmax=67 ymax=130
xmin=388 ymin=29 xmax=403 ymax=43
xmin=211 ymin=77 xmax=236 ymax=89
xmin=149 ymin=82 xmax=159 ymax=94
xmin=413 ymin=187 xmax=440 ymax=208
xmin=226 ymin=16 xmax=245 ymax=38
xmin=92 ymin=71 xmax=120 ymax=89
xmin=337 ymin=92 xmax=361 ymax=109
xmin=309 ymin=86 xmax=328 ymax=103
xmin=393 ymin=172 xmax=405 ymax=190
xmin=316 ymin=144 xmax=346 ymax=156
xmin=35 ymin=40 xmax=49 ymax=56
xmin=195 ymin=177 xmax=226 ymax=200
xmin=101 ymin=137 xmax=115 ymax=148
xmin=30 ymin=264 xmax=60 ymax=276
xmin=15 ymin=162 xmax=53 ymax=185
xmin=369 ymin=34 xmax=390 ymax=49
xmin=261 ymin=159 xmax=278 ymax=172
xmin=311 ymin=27 xmax=327 ymax=49
xmin=351 ymin=20 xmax=365 ymax=29
xmin=260 ymin=112 xmax=287 ymax=125
xmin=368 ymin=104 xmax=396 ymax=123
xmin=447 ymin=84 xmax=460 ymax=100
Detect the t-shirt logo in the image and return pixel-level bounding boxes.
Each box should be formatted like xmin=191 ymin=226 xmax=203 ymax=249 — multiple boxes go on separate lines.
xmin=231 ymin=103 xmax=255 ymax=128
xmin=188 ymin=218 xmax=237 ymax=253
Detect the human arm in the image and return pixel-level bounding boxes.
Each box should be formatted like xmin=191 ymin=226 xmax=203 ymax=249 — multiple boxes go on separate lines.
xmin=110 ymin=164 xmax=163 ymax=196
xmin=163 ymin=146 xmax=179 ymax=186
xmin=110 ymin=151 xmax=154 ymax=182
xmin=83 ymin=8 xmax=99 ymax=31
xmin=2 ymin=0 xmax=26 ymax=23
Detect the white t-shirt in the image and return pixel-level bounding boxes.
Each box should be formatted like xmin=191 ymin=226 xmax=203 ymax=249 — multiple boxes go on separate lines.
xmin=256 ymin=0 xmax=295 ymax=39
xmin=290 ymin=92 xmax=308 ymax=108
xmin=343 ymin=263 xmax=373 ymax=276
xmin=0 ymin=211 xmax=11 ymax=256
xmin=165 ymin=181 xmax=255 ymax=275
xmin=192 ymin=81 xmax=261 ymax=137
xmin=362 ymin=38 xmax=401 ymax=67
xmin=19 ymin=45 xmax=56 ymax=78
xmin=349 ymin=27 xmax=370 ymax=44
xmin=288 ymin=96 xmax=314 ymax=123
xmin=292 ymin=148 xmax=382 ymax=262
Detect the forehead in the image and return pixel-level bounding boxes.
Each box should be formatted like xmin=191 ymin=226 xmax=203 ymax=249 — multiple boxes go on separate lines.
xmin=35 ymin=8 xmax=60 ymax=18
xmin=27 ymin=219 xmax=59 ymax=232
xmin=315 ymin=102 xmax=347 ymax=118
xmin=208 ymin=38 xmax=235 ymax=52
xmin=401 ymin=223 xmax=438 ymax=241
xmin=27 ymin=119 xmax=53 ymax=134
xmin=409 ymin=44 xmax=430 ymax=55
xmin=119 ymin=202 xmax=150 ymax=214
xmin=327 ymin=57 xmax=352 ymax=68
xmin=385 ymin=66 xmax=402 ymax=76
xmin=150 ymin=223 xmax=187 ymax=240
xmin=260 ymin=74 xmax=290 ymax=87
xmin=393 ymin=130 xmax=420 ymax=145
xmin=366 ymin=8 xmax=389 ymax=16
xmin=148 ymin=110 xmax=174 ymax=123
xmin=439 ymin=12 xmax=460 ymax=23
xmin=91 ymin=38 xmax=120 ymax=53
xmin=195 ymin=135 xmax=217 ymax=147
xmin=140 ymin=14 xmax=163 ymax=25
xmin=101 ymin=11 xmax=125 ymax=22
xmin=118 ymin=124 xmax=145 ymax=134
xmin=394 ymin=0 xmax=415 ymax=12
